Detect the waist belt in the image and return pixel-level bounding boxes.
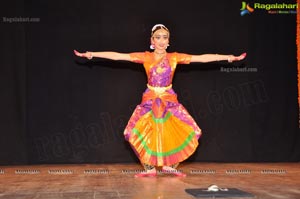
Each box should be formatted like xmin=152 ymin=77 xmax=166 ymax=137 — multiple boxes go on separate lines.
xmin=147 ymin=84 xmax=172 ymax=94
xmin=143 ymin=84 xmax=177 ymax=118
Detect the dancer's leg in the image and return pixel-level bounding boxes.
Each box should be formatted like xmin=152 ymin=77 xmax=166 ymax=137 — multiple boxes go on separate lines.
xmin=143 ymin=163 xmax=155 ymax=170
xmin=134 ymin=163 xmax=157 ymax=177
xmin=162 ymin=163 xmax=179 ymax=170
xmin=162 ymin=163 xmax=186 ymax=177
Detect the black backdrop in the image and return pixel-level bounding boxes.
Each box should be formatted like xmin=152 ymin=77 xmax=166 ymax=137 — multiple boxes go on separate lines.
xmin=1 ymin=0 xmax=299 ymax=165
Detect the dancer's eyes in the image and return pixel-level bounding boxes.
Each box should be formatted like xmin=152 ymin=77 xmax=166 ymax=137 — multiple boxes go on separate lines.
xmin=154 ymin=35 xmax=168 ymax=40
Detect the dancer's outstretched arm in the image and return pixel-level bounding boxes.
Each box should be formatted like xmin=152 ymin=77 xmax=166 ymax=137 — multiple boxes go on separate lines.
xmin=190 ymin=52 xmax=246 ymax=63
xmin=74 ymin=50 xmax=131 ymax=61
xmin=74 ymin=50 xmax=246 ymax=63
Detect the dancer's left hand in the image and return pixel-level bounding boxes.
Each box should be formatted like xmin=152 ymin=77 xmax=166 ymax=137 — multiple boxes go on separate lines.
xmin=228 ymin=52 xmax=247 ymax=62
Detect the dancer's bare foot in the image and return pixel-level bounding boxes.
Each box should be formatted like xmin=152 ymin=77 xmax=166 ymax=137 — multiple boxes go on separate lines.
xmin=162 ymin=166 xmax=186 ymax=177
xmin=134 ymin=168 xmax=157 ymax=178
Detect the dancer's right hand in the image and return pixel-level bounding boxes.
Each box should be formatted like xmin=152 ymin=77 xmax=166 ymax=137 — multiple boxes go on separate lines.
xmin=74 ymin=50 xmax=93 ymax=59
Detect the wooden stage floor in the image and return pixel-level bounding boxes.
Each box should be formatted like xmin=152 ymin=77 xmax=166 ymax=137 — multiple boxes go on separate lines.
xmin=0 ymin=163 xmax=299 ymax=199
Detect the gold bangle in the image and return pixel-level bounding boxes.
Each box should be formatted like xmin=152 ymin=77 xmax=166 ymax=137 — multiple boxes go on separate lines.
xmin=87 ymin=52 xmax=93 ymax=60
xmin=215 ymin=54 xmax=219 ymax=61
xmin=227 ymin=56 xmax=232 ymax=63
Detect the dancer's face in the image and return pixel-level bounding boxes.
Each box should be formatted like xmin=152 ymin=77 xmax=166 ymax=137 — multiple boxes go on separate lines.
xmin=151 ymin=29 xmax=169 ymax=51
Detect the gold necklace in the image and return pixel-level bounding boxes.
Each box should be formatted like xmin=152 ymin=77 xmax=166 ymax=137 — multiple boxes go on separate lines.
xmin=154 ymin=51 xmax=166 ymax=56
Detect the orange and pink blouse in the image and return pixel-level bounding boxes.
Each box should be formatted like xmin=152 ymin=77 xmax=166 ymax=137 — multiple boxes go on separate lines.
xmin=130 ymin=51 xmax=192 ymax=87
